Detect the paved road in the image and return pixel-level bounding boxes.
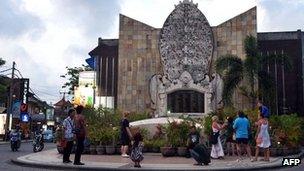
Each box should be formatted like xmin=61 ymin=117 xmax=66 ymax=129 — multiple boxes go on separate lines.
xmin=0 ymin=141 xmax=60 ymax=171
xmin=1 ymin=141 xmax=303 ymax=171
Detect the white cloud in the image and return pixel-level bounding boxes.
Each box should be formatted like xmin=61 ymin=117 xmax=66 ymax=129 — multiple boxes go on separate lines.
xmin=1 ymin=0 xmax=304 ymax=104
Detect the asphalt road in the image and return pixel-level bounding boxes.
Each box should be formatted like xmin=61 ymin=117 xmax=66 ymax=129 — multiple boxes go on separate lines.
xmin=0 ymin=141 xmax=61 ymax=171
xmin=0 ymin=141 xmax=303 ymax=171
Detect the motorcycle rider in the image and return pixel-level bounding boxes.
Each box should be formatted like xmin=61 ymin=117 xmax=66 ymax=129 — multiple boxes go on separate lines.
xmin=10 ymin=125 xmax=21 ymax=151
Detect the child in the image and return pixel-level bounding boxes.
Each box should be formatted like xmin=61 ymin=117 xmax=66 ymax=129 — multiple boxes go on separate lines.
xmin=130 ymin=130 xmax=144 ymax=168
xmin=252 ymin=113 xmax=271 ymax=162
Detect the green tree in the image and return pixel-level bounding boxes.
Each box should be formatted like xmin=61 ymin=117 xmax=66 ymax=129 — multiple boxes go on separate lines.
xmin=0 ymin=58 xmax=5 ymax=66
xmin=215 ymin=54 xmax=243 ymax=106
xmin=215 ymin=35 xmax=291 ymax=108
xmin=61 ymin=64 xmax=92 ymax=95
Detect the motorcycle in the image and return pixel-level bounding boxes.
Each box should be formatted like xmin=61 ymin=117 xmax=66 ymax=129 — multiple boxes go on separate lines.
xmin=33 ymin=132 xmax=44 ymax=152
xmin=10 ymin=130 xmax=21 ymax=152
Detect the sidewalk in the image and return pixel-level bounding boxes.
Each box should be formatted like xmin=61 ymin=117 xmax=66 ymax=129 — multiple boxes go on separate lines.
xmin=12 ymin=148 xmax=304 ymax=171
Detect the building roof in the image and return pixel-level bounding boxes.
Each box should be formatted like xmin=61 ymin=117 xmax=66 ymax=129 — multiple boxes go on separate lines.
xmin=53 ymin=97 xmax=72 ymax=107
xmin=88 ymin=38 xmax=118 ymax=57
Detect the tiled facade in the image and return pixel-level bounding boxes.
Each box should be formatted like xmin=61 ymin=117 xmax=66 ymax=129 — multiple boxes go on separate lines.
xmin=212 ymin=7 xmax=257 ymax=110
xmin=118 ymin=15 xmax=162 ymax=112
xmin=117 ymin=8 xmax=257 ymax=113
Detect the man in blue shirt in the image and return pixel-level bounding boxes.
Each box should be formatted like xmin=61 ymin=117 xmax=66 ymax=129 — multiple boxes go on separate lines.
xmin=233 ymin=111 xmax=252 ymax=161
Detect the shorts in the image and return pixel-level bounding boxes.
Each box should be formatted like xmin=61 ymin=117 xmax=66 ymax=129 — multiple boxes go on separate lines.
xmin=236 ymin=138 xmax=248 ymax=144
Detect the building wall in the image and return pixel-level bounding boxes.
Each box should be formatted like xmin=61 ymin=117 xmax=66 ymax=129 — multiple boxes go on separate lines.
xmin=117 ymin=14 xmax=162 ymax=112
xmin=212 ymin=7 xmax=257 ymax=109
xmin=258 ymin=31 xmax=304 ymax=115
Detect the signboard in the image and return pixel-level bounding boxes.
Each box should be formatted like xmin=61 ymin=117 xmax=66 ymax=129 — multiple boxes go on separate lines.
xmin=22 ymin=79 xmax=29 ymax=103
xmin=74 ymin=71 xmax=95 ymax=107
xmin=20 ymin=103 xmax=29 ymax=123
xmin=20 ymin=113 xmax=29 ymax=122
xmin=46 ymin=108 xmax=54 ymax=121
xmin=12 ymin=101 xmax=21 ymax=118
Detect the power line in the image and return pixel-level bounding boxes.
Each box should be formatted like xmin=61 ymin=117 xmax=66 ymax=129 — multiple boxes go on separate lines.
xmin=0 ymin=68 xmax=12 ymax=73
xmin=32 ymin=88 xmax=59 ymax=98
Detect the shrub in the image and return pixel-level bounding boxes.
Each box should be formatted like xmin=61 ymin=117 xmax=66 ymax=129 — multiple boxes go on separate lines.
xmin=270 ymin=114 xmax=304 ymax=147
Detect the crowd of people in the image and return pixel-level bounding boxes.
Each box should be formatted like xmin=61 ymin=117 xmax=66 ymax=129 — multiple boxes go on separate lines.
xmin=210 ymin=101 xmax=271 ymax=162
xmin=59 ymin=101 xmax=270 ymax=168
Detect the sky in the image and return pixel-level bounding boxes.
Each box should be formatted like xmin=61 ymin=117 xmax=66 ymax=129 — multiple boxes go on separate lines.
xmin=0 ymin=0 xmax=304 ymax=104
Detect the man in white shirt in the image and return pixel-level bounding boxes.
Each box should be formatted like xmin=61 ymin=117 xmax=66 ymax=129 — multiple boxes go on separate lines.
xmin=62 ymin=109 xmax=76 ymax=163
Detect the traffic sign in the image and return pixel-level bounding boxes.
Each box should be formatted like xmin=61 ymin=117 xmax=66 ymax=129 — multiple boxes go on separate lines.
xmin=20 ymin=112 xmax=30 ymax=122
xmin=20 ymin=103 xmax=28 ymax=113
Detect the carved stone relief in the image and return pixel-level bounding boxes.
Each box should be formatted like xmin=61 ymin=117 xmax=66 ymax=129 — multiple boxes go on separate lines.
xmin=159 ymin=0 xmax=213 ymax=83
xmin=149 ymin=0 xmax=221 ymax=117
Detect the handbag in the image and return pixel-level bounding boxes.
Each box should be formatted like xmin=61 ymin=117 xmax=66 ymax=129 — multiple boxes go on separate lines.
xmin=210 ymin=131 xmax=220 ymax=145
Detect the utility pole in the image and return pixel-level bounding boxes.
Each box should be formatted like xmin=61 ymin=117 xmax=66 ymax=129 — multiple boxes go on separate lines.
xmin=5 ymin=61 xmax=15 ymax=137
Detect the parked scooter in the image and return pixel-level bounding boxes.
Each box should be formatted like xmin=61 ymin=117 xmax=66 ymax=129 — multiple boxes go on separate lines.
xmin=10 ymin=129 xmax=21 ymax=152
xmin=33 ymin=130 xmax=44 ymax=152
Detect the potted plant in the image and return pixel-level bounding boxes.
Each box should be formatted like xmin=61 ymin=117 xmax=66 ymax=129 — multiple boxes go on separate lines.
xmin=143 ymin=139 xmax=152 ymax=153
xmin=105 ymin=128 xmax=118 ymax=155
xmin=161 ymin=121 xmax=179 ymax=157
xmin=152 ymin=139 xmax=165 ymax=153
xmin=55 ymin=126 xmax=64 ymax=154
xmin=177 ymin=121 xmax=190 ymax=157
xmin=96 ymin=130 xmax=106 ymax=155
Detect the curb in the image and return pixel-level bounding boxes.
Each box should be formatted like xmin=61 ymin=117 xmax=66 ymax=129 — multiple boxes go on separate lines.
xmin=11 ymin=150 xmax=304 ymax=171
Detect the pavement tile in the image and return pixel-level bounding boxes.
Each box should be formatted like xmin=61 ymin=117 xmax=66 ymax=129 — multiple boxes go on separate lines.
xmin=14 ymin=148 xmax=303 ymax=170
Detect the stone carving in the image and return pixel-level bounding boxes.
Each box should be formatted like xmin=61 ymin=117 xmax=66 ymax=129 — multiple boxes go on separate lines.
xmin=159 ymin=0 xmax=214 ymax=83
xmin=149 ymin=0 xmax=216 ymax=116
xmin=211 ymin=73 xmax=224 ymax=109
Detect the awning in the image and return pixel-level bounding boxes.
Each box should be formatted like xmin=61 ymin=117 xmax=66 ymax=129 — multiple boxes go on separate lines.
xmin=85 ymin=57 xmax=96 ymax=70
xmin=30 ymin=114 xmax=45 ymax=122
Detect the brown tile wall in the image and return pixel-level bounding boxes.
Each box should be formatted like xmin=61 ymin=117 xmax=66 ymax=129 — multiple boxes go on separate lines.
xmin=117 ymin=14 xmax=162 ymax=113
xmin=212 ymin=7 xmax=257 ymax=110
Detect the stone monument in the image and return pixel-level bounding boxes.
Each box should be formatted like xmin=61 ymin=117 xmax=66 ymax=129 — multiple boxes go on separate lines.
xmin=150 ymin=0 xmax=222 ymax=117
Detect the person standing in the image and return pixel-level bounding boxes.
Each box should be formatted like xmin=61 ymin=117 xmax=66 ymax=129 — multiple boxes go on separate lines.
xmin=210 ymin=116 xmax=225 ymax=159
xmin=252 ymin=113 xmax=271 ymax=162
xmin=62 ymin=109 xmax=75 ymax=163
xmin=73 ymin=105 xmax=86 ymax=165
xmin=120 ymin=111 xmax=133 ymax=158
xmin=233 ymin=111 xmax=252 ymax=161
xmin=225 ymin=117 xmax=236 ymax=156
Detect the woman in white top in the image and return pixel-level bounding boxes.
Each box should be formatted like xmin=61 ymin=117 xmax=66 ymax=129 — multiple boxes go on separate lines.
xmin=211 ymin=116 xmax=225 ymax=159
xmin=252 ymin=113 xmax=271 ymax=162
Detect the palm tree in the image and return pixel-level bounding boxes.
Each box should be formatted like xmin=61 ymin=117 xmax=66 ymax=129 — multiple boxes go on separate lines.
xmin=215 ymin=35 xmax=292 ymax=109
xmin=215 ymin=35 xmax=259 ymax=108
xmin=215 ymin=54 xmax=243 ymax=106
